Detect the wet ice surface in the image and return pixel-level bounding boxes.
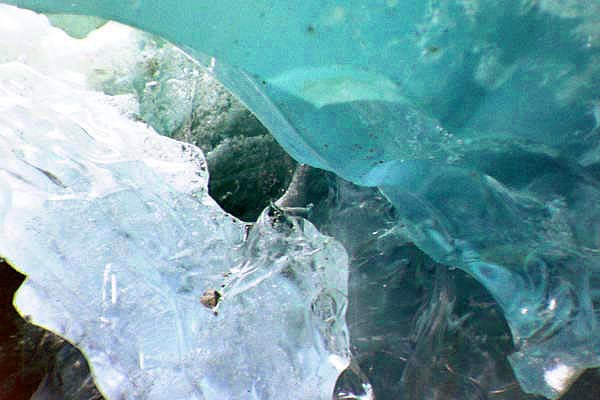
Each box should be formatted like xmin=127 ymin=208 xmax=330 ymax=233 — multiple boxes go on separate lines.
xmin=7 ymin=1 xmax=595 ymax=398
xmin=0 ymin=60 xmax=350 ymax=399
xmin=1 ymin=2 xmax=600 ymax=399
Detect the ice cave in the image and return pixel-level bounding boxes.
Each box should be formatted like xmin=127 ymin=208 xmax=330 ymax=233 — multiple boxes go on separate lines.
xmin=0 ymin=1 xmax=599 ymax=399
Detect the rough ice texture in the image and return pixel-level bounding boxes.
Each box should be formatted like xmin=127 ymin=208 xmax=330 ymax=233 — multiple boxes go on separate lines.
xmin=0 ymin=54 xmax=350 ymax=400
xmin=2 ymin=1 xmax=600 ymax=398
xmin=307 ymin=172 xmax=539 ymax=399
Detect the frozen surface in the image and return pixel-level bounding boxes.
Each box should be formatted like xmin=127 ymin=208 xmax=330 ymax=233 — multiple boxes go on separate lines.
xmin=0 ymin=56 xmax=350 ymax=399
xmin=307 ymin=172 xmax=540 ymax=400
xmin=1 ymin=1 xmax=600 ymax=398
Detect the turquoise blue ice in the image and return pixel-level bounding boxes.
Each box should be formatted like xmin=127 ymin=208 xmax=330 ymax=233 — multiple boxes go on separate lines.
xmin=1 ymin=1 xmax=599 ymax=398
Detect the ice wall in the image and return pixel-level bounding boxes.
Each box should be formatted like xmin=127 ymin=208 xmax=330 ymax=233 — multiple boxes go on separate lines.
xmin=1 ymin=1 xmax=600 ymax=398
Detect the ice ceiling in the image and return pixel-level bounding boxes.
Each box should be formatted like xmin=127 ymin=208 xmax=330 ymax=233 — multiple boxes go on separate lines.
xmin=0 ymin=1 xmax=599 ymax=399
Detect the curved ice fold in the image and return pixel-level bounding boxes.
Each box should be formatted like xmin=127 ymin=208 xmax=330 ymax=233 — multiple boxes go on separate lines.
xmin=0 ymin=61 xmax=350 ymax=399
xmin=267 ymin=66 xmax=404 ymax=108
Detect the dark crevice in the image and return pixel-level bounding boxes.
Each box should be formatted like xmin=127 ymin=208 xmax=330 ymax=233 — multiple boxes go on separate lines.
xmin=0 ymin=262 xmax=103 ymax=400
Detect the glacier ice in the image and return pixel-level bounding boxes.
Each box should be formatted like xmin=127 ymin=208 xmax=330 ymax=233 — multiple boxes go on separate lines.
xmin=0 ymin=1 xmax=599 ymax=399
xmin=0 ymin=52 xmax=351 ymax=400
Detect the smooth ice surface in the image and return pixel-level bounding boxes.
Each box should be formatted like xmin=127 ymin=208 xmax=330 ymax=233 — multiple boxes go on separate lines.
xmin=0 ymin=40 xmax=350 ymax=400
xmin=2 ymin=1 xmax=600 ymax=398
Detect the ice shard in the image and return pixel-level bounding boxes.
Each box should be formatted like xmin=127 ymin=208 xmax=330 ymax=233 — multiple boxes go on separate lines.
xmin=0 ymin=58 xmax=350 ymax=399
